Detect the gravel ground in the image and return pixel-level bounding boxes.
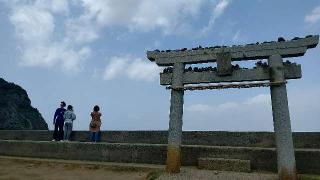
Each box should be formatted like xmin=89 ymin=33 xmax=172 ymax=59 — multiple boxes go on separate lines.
xmin=0 ymin=158 xmax=149 ymax=180
xmin=1 ymin=156 xmax=319 ymax=180
xmin=157 ymin=168 xmax=278 ymax=180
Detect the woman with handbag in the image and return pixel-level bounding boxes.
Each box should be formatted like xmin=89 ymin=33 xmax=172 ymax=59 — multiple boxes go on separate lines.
xmin=89 ymin=105 xmax=102 ymax=142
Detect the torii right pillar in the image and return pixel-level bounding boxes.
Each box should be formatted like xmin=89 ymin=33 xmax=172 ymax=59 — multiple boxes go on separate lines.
xmin=269 ymin=54 xmax=297 ymax=180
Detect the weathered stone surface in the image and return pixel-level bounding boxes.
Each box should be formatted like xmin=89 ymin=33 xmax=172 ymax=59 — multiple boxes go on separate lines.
xmin=217 ymin=53 xmax=232 ymax=76
xmin=198 ymin=157 xmax=251 ymax=172
xmin=0 ymin=78 xmax=48 ymax=130
xmin=269 ymin=55 xmax=297 ymax=179
xmin=160 ymin=64 xmax=301 ymax=85
xmin=0 ymin=140 xmax=167 ymax=164
xmin=2 ymin=130 xmax=320 ymax=148
xmin=167 ymin=62 xmax=185 ymax=173
xmin=147 ymin=35 xmax=319 ymax=66
xmin=146 ymin=35 xmax=319 ymax=180
xmin=0 ymin=140 xmax=320 ymax=174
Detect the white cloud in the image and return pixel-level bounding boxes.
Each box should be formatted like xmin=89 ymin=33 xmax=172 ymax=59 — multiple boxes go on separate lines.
xmin=187 ymin=101 xmax=239 ymax=113
xmin=3 ymin=0 xmax=231 ymax=73
xmin=305 ymin=6 xmax=320 ymax=24
xmin=49 ymin=0 xmax=69 ymax=14
xmin=184 ymin=93 xmax=273 ymax=131
xmin=129 ymin=0 xmax=203 ymax=34
xmin=126 ymin=59 xmax=161 ymax=81
xmin=19 ymin=44 xmax=91 ymax=73
xmin=103 ymin=56 xmax=129 ymax=80
xmin=79 ymin=0 xmax=205 ymax=35
xmin=60 ymin=46 xmax=91 ymax=72
xmin=6 ymin=0 xmax=91 ymax=73
xmin=186 ymin=93 xmax=269 ymax=114
xmin=201 ymin=0 xmax=231 ymax=35
xmin=231 ymin=30 xmax=248 ymax=43
xmin=217 ymin=101 xmax=238 ymax=110
xmin=184 ymin=88 xmax=320 ymax=131
xmin=65 ymin=12 xmax=99 ymax=44
xmin=103 ymin=55 xmax=162 ymax=81
xmin=186 ymin=104 xmax=213 ymax=112
xmin=10 ymin=5 xmax=54 ymax=44
xmin=232 ymin=30 xmax=241 ymax=42
xmin=244 ymin=94 xmax=270 ymax=105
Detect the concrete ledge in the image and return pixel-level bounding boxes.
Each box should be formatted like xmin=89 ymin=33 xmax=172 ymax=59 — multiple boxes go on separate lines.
xmin=0 ymin=140 xmax=320 ymax=174
xmin=1 ymin=130 xmax=320 ymax=148
xmin=0 ymin=155 xmax=164 ymax=172
xmin=198 ymin=158 xmax=251 ymax=172
xmin=0 ymin=140 xmax=167 ymax=164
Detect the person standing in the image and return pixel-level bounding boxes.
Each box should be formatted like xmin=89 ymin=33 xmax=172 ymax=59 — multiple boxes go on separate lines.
xmin=63 ymin=105 xmax=76 ymax=141
xmin=89 ymin=105 xmax=102 ymax=142
xmin=52 ymin=101 xmax=66 ymax=141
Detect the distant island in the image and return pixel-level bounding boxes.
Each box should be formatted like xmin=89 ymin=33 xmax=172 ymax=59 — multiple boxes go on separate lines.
xmin=0 ymin=78 xmax=48 ymax=130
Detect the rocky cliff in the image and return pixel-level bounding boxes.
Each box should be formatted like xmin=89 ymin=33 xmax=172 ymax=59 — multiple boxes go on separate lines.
xmin=0 ymin=78 xmax=48 ymax=130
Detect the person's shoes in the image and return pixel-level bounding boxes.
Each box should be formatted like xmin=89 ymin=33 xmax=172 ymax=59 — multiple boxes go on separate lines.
xmin=60 ymin=140 xmax=63 ymax=142
xmin=51 ymin=139 xmax=56 ymax=142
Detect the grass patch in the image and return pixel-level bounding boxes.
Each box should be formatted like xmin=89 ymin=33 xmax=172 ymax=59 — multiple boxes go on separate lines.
xmin=299 ymin=174 xmax=320 ymax=180
xmin=146 ymin=170 xmax=163 ymax=180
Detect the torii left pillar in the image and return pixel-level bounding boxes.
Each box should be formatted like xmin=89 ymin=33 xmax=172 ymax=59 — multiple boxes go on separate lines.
xmin=166 ymin=62 xmax=185 ymax=173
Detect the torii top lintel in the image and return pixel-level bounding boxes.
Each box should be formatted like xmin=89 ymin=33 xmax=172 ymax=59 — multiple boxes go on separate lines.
xmin=147 ymin=35 xmax=319 ymax=66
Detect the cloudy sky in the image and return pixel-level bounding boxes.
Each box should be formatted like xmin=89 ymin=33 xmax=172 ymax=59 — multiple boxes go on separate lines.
xmin=0 ymin=0 xmax=319 ymax=131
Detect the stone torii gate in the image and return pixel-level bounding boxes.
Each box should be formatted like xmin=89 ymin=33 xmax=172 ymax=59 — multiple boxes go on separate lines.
xmin=147 ymin=35 xmax=319 ymax=180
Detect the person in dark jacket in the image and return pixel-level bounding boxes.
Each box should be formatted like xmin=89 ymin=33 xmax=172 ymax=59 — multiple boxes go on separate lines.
xmin=52 ymin=101 xmax=66 ymax=141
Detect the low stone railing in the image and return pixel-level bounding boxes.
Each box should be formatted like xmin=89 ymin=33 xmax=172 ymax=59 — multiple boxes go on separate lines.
xmin=1 ymin=130 xmax=320 ymax=148
xmin=1 ymin=130 xmax=320 ymax=174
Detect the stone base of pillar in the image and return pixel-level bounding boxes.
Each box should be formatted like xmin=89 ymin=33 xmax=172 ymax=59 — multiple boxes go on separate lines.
xmin=280 ymin=169 xmax=297 ymax=180
xmin=166 ymin=145 xmax=181 ymax=173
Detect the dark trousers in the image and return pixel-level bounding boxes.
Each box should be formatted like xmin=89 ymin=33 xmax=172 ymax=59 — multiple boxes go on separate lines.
xmin=53 ymin=122 xmax=64 ymax=141
xmin=90 ymin=131 xmax=101 ymax=142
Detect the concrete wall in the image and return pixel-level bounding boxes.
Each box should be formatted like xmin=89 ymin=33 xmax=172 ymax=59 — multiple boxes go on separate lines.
xmin=1 ymin=130 xmax=320 ymax=148
xmin=0 ymin=140 xmax=320 ymax=174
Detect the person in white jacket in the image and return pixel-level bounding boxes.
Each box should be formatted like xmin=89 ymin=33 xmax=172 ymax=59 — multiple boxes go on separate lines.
xmin=63 ymin=105 xmax=76 ymax=141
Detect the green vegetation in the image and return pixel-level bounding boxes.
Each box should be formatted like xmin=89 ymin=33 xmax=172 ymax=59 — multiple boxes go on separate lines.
xmin=299 ymin=174 xmax=320 ymax=180
xmin=146 ymin=170 xmax=163 ymax=180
